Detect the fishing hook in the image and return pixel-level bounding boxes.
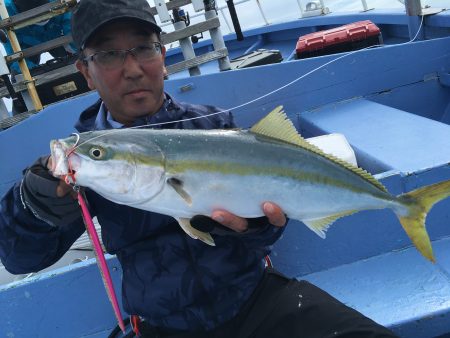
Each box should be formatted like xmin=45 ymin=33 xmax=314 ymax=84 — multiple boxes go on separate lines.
xmin=67 ymin=132 xmax=81 ymax=156
xmin=62 ymin=133 xmax=81 ymax=186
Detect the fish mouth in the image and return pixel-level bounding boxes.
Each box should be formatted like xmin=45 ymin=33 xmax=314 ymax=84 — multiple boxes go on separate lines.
xmin=67 ymin=153 xmax=81 ymax=172
xmin=50 ymin=140 xmax=68 ymax=176
xmin=50 ymin=140 xmax=81 ymax=179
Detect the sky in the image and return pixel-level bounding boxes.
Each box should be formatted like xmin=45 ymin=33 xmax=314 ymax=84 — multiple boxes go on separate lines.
xmin=153 ymin=0 xmax=449 ymax=35
xmin=0 ymin=0 xmax=449 ymax=111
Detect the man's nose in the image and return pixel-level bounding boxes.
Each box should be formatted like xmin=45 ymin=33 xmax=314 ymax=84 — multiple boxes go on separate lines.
xmin=122 ymin=53 xmax=144 ymax=77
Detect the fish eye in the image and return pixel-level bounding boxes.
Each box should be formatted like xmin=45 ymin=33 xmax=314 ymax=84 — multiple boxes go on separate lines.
xmin=89 ymin=147 xmax=105 ymax=159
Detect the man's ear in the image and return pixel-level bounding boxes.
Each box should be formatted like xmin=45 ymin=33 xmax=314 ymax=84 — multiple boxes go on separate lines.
xmin=76 ymin=59 xmax=96 ymax=90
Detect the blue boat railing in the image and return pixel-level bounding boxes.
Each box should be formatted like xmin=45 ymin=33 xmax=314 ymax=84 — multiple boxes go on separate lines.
xmin=161 ymin=0 xmax=447 ymax=49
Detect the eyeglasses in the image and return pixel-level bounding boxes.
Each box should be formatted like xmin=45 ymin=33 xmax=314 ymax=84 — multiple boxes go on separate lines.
xmin=82 ymin=42 xmax=163 ymax=69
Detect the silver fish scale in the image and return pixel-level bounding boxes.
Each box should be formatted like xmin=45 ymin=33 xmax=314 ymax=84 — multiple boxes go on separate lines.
xmin=64 ymin=128 xmax=398 ymax=222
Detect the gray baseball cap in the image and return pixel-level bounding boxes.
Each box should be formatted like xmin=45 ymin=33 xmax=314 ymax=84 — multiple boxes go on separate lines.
xmin=71 ymin=0 xmax=162 ymax=49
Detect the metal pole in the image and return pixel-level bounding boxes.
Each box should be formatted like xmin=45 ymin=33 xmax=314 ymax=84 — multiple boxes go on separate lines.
xmin=255 ymin=0 xmax=269 ymax=26
xmin=3 ymin=0 xmax=77 ymax=31
xmin=173 ymin=20 xmax=201 ymax=76
xmin=204 ymin=0 xmax=231 ymax=71
xmin=361 ymin=0 xmax=369 ymax=11
xmin=405 ymin=0 xmax=422 ymax=15
xmin=404 ymin=0 xmax=424 ymax=40
xmin=158 ymin=0 xmax=251 ymax=31
xmin=297 ymin=0 xmax=305 ymax=17
xmin=225 ymin=0 xmax=244 ymax=41
xmin=0 ymin=0 xmax=42 ymax=111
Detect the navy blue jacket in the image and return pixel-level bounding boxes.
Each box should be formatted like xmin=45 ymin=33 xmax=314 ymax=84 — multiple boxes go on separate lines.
xmin=0 ymin=95 xmax=284 ymax=331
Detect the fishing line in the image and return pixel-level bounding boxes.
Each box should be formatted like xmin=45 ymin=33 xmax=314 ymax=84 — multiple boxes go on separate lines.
xmin=128 ymin=14 xmax=425 ymax=128
xmin=129 ymin=15 xmax=424 ymax=128
xmin=72 ymin=15 xmax=425 ymax=151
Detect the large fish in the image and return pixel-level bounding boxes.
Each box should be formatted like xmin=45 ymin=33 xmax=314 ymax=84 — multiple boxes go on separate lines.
xmin=50 ymin=107 xmax=450 ymax=262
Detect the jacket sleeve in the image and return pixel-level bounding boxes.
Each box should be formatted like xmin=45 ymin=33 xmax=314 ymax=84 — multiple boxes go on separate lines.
xmin=241 ymin=223 xmax=286 ymax=249
xmin=225 ymin=217 xmax=286 ymax=250
xmin=0 ymin=182 xmax=85 ymax=274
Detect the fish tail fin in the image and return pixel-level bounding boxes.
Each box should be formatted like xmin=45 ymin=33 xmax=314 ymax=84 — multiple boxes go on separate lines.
xmin=395 ymin=179 xmax=450 ymax=262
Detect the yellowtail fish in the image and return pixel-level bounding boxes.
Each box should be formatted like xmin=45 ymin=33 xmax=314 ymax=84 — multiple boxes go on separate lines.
xmin=50 ymin=107 xmax=450 ymax=262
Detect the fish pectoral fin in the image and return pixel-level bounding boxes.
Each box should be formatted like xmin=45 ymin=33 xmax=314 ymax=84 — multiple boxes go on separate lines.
xmin=167 ymin=177 xmax=192 ymax=206
xmin=176 ymin=218 xmax=216 ymax=246
xmin=302 ymin=211 xmax=357 ymax=238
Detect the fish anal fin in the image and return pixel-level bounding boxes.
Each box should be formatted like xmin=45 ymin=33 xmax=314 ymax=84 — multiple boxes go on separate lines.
xmin=167 ymin=177 xmax=192 ymax=206
xmin=303 ymin=210 xmax=358 ymax=238
xmin=176 ymin=218 xmax=216 ymax=246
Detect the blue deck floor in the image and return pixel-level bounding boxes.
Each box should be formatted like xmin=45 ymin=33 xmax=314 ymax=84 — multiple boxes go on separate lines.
xmin=303 ymin=237 xmax=450 ymax=338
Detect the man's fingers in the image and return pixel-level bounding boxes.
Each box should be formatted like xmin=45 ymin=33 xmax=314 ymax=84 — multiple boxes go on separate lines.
xmin=211 ymin=210 xmax=248 ymax=232
xmin=56 ymin=180 xmax=76 ymax=199
xmin=263 ymin=202 xmax=286 ymax=227
xmin=210 ymin=202 xmax=286 ymax=233
xmin=47 ymin=157 xmax=53 ymax=170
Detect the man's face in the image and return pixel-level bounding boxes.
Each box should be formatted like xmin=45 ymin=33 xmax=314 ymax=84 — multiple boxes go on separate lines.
xmin=76 ymin=20 xmax=166 ymax=126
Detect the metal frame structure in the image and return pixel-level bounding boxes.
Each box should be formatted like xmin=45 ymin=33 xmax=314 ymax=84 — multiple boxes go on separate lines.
xmin=0 ymin=0 xmax=231 ymax=116
xmin=0 ymin=0 xmax=443 ymax=117
xmin=0 ymin=0 xmax=77 ymax=112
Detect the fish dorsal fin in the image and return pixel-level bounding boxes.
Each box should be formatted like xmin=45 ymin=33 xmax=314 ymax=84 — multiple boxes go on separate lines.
xmin=250 ymin=106 xmax=387 ymax=193
xmin=250 ymin=106 xmax=306 ymax=146
xmin=302 ymin=210 xmax=358 ymax=238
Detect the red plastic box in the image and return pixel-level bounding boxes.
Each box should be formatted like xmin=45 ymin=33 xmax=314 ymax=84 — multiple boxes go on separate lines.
xmin=296 ymin=20 xmax=381 ymax=59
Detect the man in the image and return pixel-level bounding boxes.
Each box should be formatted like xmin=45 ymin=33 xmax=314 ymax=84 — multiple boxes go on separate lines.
xmin=0 ymin=1 xmax=398 ymax=337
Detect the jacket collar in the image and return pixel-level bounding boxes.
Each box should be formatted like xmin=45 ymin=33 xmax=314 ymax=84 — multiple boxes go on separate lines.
xmin=75 ymin=92 xmax=183 ymax=132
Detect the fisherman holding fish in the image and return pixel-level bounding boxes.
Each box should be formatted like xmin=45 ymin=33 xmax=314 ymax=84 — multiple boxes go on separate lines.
xmin=0 ymin=0 xmax=400 ymax=337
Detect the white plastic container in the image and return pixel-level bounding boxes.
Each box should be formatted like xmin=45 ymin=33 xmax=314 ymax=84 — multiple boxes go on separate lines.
xmin=306 ymin=133 xmax=358 ymax=166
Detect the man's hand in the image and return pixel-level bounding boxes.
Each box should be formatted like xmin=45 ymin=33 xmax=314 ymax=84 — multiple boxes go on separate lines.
xmin=211 ymin=202 xmax=286 ymax=233
xmin=47 ymin=157 xmax=77 ymax=199
xmin=21 ymin=156 xmax=81 ymax=226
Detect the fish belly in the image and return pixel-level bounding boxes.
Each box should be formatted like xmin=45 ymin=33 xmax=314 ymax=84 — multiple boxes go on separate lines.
xmin=134 ymin=170 xmax=392 ymax=222
xmin=99 ymin=129 xmax=395 ymax=221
